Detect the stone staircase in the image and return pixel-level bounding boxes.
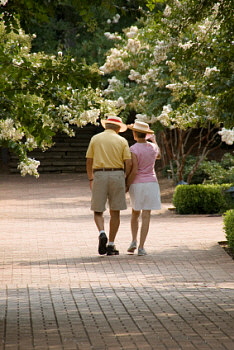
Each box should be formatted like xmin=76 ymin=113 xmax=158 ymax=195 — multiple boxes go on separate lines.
xmin=8 ymin=125 xmax=97 ymax=174
xmin=7 ymin=125 xmax=134 ymax=174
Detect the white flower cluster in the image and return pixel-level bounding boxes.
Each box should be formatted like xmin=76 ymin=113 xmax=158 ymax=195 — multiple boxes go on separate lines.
xmin=103 ymin=76 xmax=122 ymax=95
xmin=166 ymin=81 xmax=192 ymax=93
xmin=218 ymin=128 xmax=234 ymax=145
xmin=126 ymin=38 xmax=141 ymax=53
xmin=100 ymin=48 xmax=128 ymax=74
xmin=113 ymin=14 xmax=120 ymax=23
xmin=128 ymin=69 xmax=142 ymax=83
xmin=18 ymin=158 xmax=40 ymax=178
xmin=12 ymin=58 xmax=24 ymax=66
xmin=0 ymin=0 xmax=8 ymax=5
xmin=25 ymin=136 xmax=37 ymax=149
xmin=165 ymin=83 xmax=183 ymax=91
xmin=153 ymin=41 xmax=169 ymax=64
xmin=101 ymin=97 xmax=126 ymax=116
xmin=57 ymin=104 xmax=72 ymax=122
xmin=135 ymin=114 xmax=150 ymax=123
xmin=163 ymin=5 xmax=172 ymax=17
xmin=78 ymin=109 xmax=100 ymax=125
xmin=204 ymin=66 xmax=220 ymax=77
xmin=42 ymin=114 xmax=55 ymax=129
xmin=156 ymin=105 xmax=173 ymax=127
xmin=115 ymin=97 xmax=126 ymax=109
xmin=178 ymin=41 xmax=194 ymax=50
xmin=100 ymin=26 xmax=140 ymax=74
xmin=125 ymin=26 xmax=138 ymax=39
xmin=0 ymin=118 xmax=24 ymax=141
xmin=107 ymin=13 xmax=120 ymax=24
xmin=128 ymin=68 xmax=159 ymax=85
xmin=197 ymin=18 xmax=212 ymax=35
xmin=142 ymin=68 xmax=159 ymax=84
xmin=104 ymin=32 xmax=122 ymax=40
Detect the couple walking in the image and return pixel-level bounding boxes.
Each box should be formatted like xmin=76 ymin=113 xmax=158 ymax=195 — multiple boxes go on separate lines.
xmin=86 ymin=115 xmax=161 ymax=256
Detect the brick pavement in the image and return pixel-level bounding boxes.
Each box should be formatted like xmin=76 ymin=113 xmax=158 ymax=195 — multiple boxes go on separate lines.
xmin=0 ymin=173 xmax=234 ymax=350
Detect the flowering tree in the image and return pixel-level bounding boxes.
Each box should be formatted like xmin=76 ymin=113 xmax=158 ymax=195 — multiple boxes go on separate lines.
xmin=0 ymin=0 xmax=149 ymax=177
xmin=99 ymin=0 xmax=234 ymax=183
xmin=0 ymin=22 xmax=126 ymax=177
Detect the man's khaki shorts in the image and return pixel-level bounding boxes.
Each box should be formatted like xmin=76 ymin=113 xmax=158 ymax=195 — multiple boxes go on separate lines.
xmin=91 ymin=171 xmax=127 ymax=212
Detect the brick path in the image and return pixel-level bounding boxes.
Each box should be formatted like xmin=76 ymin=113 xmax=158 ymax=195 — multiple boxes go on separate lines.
xmin=0 ymin=173 xmax=234 ymax=350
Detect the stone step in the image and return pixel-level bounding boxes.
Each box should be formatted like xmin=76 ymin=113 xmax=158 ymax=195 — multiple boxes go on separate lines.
xmin=7 ymin=125 xmax=134 ymax=174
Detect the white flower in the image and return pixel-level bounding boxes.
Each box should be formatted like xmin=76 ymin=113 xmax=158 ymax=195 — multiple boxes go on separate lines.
xmin=166 ymin=83 xmax=182 ymax=91
xmin=128 ymin=69 xmax=142 ymax=83
xmin=156 ymin=105 xmax=173 ymax=127
xmin=80 ymin=109 xmax=100 ymax=124
xmin=115 ymin=97 xmax=126 ymax=109
xmin=0 ymin=0 xmax=8 ymax=5
xmin=12 ymin=58 xmax=24 ymax=66
xmin=0 ymin=118 xmax=24 ymax=141
xmin=135 ymin=114 xmax=149 ymax=122
xmin=58 ymin=51 xmax=63 ymax=56
xmin=204 ymin=66 xmax=220 ymax=77
xmin=126 ymin=38 xmax=141 ymax=53
xmin=218 ymin=128 xmax=234 ymax=145
xmin=141 ymin=68 xmax=159 ymax=84
xmin=103 ymin=76 xmax=122 ymax=95
xmin=125 ymin=26 xmax=138 ymax=39
xmin=112 ymin=14 xmax=120 ymax=23
xmin=153 ymin=41 xmax=169 ymax=63
xmin=178 ymin=41 xmax=194 ymax=50
xmin=163 ymin=5 xmax=171 ymax=17
xmin=25 ymin=136 xmax=37 ymax=149
xmin=104 ymin=32 xmax=121 ymax=40
xmin=18 ymin=158 xmax=40 ymax=178
xmin=100 ymin=48 xmax=128 ymax=74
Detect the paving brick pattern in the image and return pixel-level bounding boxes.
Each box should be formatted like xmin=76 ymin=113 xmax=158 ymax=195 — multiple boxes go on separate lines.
xmin=0 ymin=173 xmax=234 ymax=350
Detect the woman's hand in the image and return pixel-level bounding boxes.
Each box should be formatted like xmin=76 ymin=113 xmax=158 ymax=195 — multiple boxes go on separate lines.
xmin=146 ymin=133 xmax=156 ymax=143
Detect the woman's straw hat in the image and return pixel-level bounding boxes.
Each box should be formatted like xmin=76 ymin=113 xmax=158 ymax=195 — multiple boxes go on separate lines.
xmin=128 ymin=120 xmax=154 ymax=134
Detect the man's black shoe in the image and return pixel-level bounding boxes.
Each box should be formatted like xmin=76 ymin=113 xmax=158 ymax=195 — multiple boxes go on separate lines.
xmin=106 ymin=245 xmax=119 ymax=256
xmin=98 ymin=232 xmax=107 ymax=255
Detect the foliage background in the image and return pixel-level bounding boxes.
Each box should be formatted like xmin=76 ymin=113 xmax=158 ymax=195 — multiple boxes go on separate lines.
xmin=0 ymin=0 xmax=233 ymax=179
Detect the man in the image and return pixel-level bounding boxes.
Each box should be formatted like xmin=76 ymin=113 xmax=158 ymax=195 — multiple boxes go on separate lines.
xmin=86 ymin=115 xmax=132 ymax=256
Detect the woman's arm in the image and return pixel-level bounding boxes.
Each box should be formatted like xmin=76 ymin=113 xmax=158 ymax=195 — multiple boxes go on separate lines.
xmin=126 ymin=152 xmax=138 ymax=190
xmin=146 ymin=134 xmax=161 ymax=159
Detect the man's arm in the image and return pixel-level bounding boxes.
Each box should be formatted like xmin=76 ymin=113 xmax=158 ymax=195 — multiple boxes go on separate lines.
xmin=86 ymin=158 xmax=94 ymax=185
xmin=124 ymin=158 xmax=132 ymax=179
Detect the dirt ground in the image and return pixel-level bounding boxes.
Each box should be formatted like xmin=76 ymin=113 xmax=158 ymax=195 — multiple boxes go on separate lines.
xmin=158 ymin=175 xmax=175 ymax=203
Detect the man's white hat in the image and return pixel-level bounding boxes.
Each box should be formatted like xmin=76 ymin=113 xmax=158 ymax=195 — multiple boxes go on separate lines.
xmin=101 ymin=115 xmax=127 ymax=132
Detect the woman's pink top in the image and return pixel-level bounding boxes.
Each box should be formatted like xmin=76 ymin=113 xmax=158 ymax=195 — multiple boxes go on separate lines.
xmin=130 ymin=142 xmax=159 ymax=184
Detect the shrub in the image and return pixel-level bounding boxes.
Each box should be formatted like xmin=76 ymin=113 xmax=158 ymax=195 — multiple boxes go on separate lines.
xmin=223 ymin=210 xmax=234 ymax=249
xmin=163 ymin=153 xmax=234 ymax=185
xmin=173 ymin=184 xmax=234 ymax=214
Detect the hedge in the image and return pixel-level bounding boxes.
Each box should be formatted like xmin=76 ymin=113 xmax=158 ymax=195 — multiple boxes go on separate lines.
xmin=223 ymin=209 xmax=234 ymax=249
xmin=172 ymin=184 xmax=234 ymax=214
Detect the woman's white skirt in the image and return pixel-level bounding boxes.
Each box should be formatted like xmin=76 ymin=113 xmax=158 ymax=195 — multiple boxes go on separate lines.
xmin=129 ymin=182 xmax=161 ymax=211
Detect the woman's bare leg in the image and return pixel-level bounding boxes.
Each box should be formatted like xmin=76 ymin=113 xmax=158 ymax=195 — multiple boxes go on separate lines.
xmin=131 ymin=209 xmax=141 ymax=241
xmin=139 ymin=210 xmax=151 ymax=249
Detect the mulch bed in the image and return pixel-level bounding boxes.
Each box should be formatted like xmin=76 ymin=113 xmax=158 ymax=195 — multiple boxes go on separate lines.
xmin=219 ymin=241 xmax=234 ymax=260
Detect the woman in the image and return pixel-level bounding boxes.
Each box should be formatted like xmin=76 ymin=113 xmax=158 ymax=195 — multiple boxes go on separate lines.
xmin=126 ymin=120 xmax=161 ymax=256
